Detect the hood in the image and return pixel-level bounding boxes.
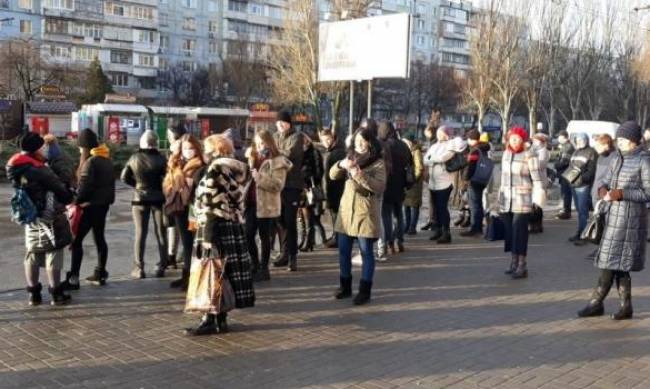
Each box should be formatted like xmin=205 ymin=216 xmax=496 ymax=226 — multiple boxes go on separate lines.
xmin=90 ymin=144 xmax=111 ymax=159
xmin=573 ymin=133 xmax=589 ymax=148
xmin=6 ymin=153 xmax=45 ymax=182
xmin=208 ymin=157 xmax=250 ymax=184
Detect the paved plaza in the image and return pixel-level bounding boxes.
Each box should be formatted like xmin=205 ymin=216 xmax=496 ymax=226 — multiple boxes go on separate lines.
xmin=1 ymin=185 xmax=650 ymax=388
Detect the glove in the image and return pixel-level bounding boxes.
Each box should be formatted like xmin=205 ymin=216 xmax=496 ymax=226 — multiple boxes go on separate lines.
xmin=609 ymin=189 xmax=624 ymax=201
xmin=598 ymin=187 xmax=608 ymax=199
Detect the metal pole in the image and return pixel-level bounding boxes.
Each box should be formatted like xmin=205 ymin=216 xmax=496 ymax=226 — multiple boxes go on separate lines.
xmin=349 ymin=80 xmax=354 ymax=136
xmin=367 ymin=79 xmax=372 ymax=118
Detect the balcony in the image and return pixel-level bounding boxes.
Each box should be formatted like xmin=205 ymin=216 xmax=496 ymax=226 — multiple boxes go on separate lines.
xmin=133 ymin=66 xmax=157 ymax=77
xmin=104 ymin=62 xmax=133 ymax=73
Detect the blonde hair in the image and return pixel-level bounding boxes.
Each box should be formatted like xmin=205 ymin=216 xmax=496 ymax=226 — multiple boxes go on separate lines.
xmin=204 ymin=134 xmax=234 ymax=158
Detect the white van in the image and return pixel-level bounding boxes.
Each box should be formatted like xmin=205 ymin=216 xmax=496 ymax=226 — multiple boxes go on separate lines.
xmin=565 ymin=120 xmax=619 ymax=146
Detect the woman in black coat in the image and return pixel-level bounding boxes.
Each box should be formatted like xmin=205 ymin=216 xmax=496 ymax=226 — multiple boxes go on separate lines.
xmin=578 ymin=122 xmax=650 ymax=320
xmin=300 ymin=134 xmax=326 ymax=252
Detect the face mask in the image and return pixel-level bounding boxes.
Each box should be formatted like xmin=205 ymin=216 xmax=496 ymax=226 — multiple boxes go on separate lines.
xmin=182 ymin=149 xmax=196 ymax=160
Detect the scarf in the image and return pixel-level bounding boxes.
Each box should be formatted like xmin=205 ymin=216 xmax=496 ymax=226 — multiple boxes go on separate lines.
xmin=90 ymin=144 xmax=110 ymax=159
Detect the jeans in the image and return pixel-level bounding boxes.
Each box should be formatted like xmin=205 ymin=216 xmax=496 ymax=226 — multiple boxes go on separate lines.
xmin=71 ymin=205 xmax=110 ymax=276
xmin=245 ymin=206 xmax=259 ymax=270
xmin=132 ymin=204 xmax=167 ymax=271
xmin=338 ymin=233 xmax=376 ymax=282
xmin=573 ymin=186 xmax=592 ymax=236
xmin=404 ymin=206 xmax=420 ymax=233
xmin=174 ymin=209 xmax=195 ymax=272
xmin=381 ymin=200 xmax=405 ymax=245
xmin=559 ymin=176 xmax=573 ymax=213
xmin=278 ymin=188 xmax=301 ymax=258
xmin=502 ymin=212 xmax=530 ymax=256
xmin=432 ymin=186 xmax=453 ymax=230
xmin=258 ymin=217 xmax=276 ymax=269
xmin=468 ymin=183 xmax=486 ymax=232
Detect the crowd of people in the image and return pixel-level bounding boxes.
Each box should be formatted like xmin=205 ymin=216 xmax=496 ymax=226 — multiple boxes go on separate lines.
xmin=6 ymin=113 xmax=650 ymax=336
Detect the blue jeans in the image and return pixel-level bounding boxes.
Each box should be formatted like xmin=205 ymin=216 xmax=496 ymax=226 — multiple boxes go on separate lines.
xmin=559 ymin=176 xmax=573 ymax=213
xmin=338 ymin=233 xmax=376 ymax=282
xmin=468 ymin=183 xmax=486 ymax=232
xmin=381 ymin=200 xmax=404 ymax=245
xmin=404 ymin=206 xmax=419 ymax=233
xmin=572 ymin=186 xmax=591 ymax=236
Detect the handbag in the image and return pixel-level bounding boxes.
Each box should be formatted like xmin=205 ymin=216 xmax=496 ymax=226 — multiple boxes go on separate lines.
xmin=306 ymin=179 xmax=326 ymax=206
xmin=445 ymin=152 xmax=467 ymax=173
xmin=185 ymin=242 xmax=235 ymax=314
xmin=484 ymin=214 xmax=505 ymax=241
xmin=581 ymin=200 xmax=608 ymax=244
xmin=561 ymin=165 xmax=582 ymax=184
xmin=66 ymin=204 xmax=83 ymax=238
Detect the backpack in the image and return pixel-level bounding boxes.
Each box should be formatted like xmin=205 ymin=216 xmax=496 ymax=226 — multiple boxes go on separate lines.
xmin=11 ymin=187 xmax=38 ymax=225
xmin=470 ymin=150 xmax=494 ymax=185
xmin=445 ymin=151 xmax=468 ymax=173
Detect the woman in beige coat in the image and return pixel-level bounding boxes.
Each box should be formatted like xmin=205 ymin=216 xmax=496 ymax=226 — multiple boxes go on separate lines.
xmin=330 ymin=128 xmax=386 ymax=306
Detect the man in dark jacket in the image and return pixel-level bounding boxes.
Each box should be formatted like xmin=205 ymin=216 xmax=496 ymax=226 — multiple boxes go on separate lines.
xmin=378 ymin=121 xmax=413 ymax=254
xmin=121 ymin=130 xmax=168 ymax=279
xmin=6 ymin=132 xmax=74 ymax=306
xmin=460 ymin=129 xmax=492 ymax=237
xmin=319 ymin=128 xmax=346 ymax=248
xmin=555 ymin=131 xmax=575 ymax=219
xmin=273 ymin=110 xmax=304 ymax=271
xmin=567 ymin=133 xmax=599 ymax=245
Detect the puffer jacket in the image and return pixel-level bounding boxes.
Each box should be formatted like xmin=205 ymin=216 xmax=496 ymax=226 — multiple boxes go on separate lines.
xmin=595 ymin=148 xmax=650 ymax=272
xmin=194 ymin=157 xmax=251 ymax=225
xmin=403 ymin=140 xmax=424 ymax=208
xmin=568 ymin=146 xmax=598 ymax=188
xmin=274 ymin=128 xmax=304 ymax=190
xmin=498 ymin=149 xmax=546 ymax=214
xmin=591 ymin=151 xmax=615 ymax=205
xmin=554 ymin=141 xmax=575 ymax=173
xmin=424 ymin=140 xmax=455 ymax=191
xmin=48 ymin=153 xmax=75 ymax=190
xmin=330 ymin=158 xmax=387 ymax=239
xmin=76 ymin=144 xmax=116 ymax=206
xmin=255 ymin=156 xmax=293 ymax=218
xmin=120 ymin=149 xmax=167 ymax=205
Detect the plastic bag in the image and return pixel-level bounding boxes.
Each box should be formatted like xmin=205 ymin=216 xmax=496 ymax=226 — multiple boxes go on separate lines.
xmin=185 ymin=247 xmax=235 ymax=314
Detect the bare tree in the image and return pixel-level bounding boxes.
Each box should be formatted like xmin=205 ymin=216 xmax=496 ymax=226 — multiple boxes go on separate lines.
xmin=216 ymin=39 xmax=270 ymax=108
xmin=159 ymin=64 xmax=212 ymax=106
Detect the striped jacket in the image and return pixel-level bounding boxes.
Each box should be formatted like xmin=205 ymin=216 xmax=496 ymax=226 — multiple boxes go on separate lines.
xmin=498 ymin=149 xmax=546 ymax=214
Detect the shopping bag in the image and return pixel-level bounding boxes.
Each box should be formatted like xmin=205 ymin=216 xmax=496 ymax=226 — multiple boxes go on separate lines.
xmin=184 ymin=244 xmax=235 ymax=314
xmin=66 ymin=204 xmax=83 ymax=238
xmin=484 ymin=214 xmax=505 ymax=241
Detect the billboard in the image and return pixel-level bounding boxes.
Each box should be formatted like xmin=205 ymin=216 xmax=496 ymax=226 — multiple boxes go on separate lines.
xmin=318 ymin=13 xmax=411 ymax=82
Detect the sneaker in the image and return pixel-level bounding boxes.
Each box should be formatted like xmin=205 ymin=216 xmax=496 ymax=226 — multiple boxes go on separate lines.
xmin=352 ymin=254 xmax=364 ymax=266
xmin=375 ymin=252 xmax=388 ymax=262
xmin=555 ymin=211 xmax=571 ymax=220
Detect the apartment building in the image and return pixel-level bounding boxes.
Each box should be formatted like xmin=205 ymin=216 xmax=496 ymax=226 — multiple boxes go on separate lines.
xmin=0 ymin=0 xmax=43 ymax=40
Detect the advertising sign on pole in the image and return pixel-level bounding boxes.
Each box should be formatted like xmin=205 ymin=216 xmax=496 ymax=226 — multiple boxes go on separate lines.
xmin=31 ymin=117 xmax=49 ymax=135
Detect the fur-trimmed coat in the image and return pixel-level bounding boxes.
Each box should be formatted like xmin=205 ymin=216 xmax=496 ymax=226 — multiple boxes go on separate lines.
xmin=194 ymin=157 xmax=251 ymax=225
xmin=254 ymin=156 xmax=292 ymax=219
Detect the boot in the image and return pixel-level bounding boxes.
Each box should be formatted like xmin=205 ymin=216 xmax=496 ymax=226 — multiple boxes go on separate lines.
xmin=253 ymin=267 xmax=270 ymax=282
xmin=26 ymin=283 xmax=42 ymax=306
xmin=460 ymin=212 xmax=471 ymax=228
xmin=577 ymin=271 xmax=614 ymax=318
xmin=325 ymin=238 xmax=338 ymax=249
xmin=397 ymin=242 xmax=405 ymax=253
xmin=49 ymin=285 xmax=71 ymax=306
xmin=353 ymin=280 xmax=372 ymax=306
xmin=273 ymin=253 xmax=289 ymax=268
xmin=170 ymin=269 xmax=189 ymax=289
xmin=429 ymin=226 xmax=443 ymax=241
xmin=167 ymin=254 xmax=177 ymax=270
xmin=388 ymin=242 xmax=396 ymax=255
xmin=216 ymin=312 xmax=229 ymax=333
xmin=184 ymin=314 xmax=218 ymax=336
xmin=511 ymin=256 xmax=528 ymax=279
xmin=555 ymin=210 xmax=571 ymax=220
xmin=334 ymin=276 xmax=353 ymax=299
xmin=453 ymin=212 xmax=465 ymax=227
xmin=421 ymin=222 xmax=433 ymax=231
xmin=611 ymin=276 xmax=633 ymax=320
xmin=504 ymin=255 xmax=517 ymax=275
xmin=436 ymin=227 xmax=451 ymax=244
xmin=60 ymin=272 xmax=80 ymax=291
xmin=287 ymin=255 xmax=297 ymax=272
xmin=86 ymin=269 xmax=108 ymax=286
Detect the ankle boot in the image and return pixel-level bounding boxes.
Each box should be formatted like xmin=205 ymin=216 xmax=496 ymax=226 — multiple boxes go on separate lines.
xmin=170 ymin=269 xmax=189 ymax=289
xmin=577 ymin=271 xmax=614 ymax=317
xmin=287 ymin=255 xmax=297 ymax=272
xmin=253 ymin=267 xmax=270 ymax=282
xmin=185 ymin=314 xmax=218 ymax=336
xmin=453 ymin=212 xmax=465 ymax=227
xmin=49 ymin=285 xmax=71 ymax=306
xmin=437 ymin=227 xmax=451 ymax=244
xmin=26 ymin=283 xmax=42 ymax=306
xmin=511 ymin=256 xmax=528 ymax=279
xmin=353 ymin=279 xmax=372 ymax=305
xmin=429 ymin=226 xmax=443 ymax=241
xmin=60 ymin=272 xmax=80 ymax=291
xmin=611 ymin=276 xmax=633 ymax=320
xmin=504 ymin=255 xmax=517 ymax=275
xmin=216 ymin=312 xmax=229 ymax=333
xmin=273 ymin=253 xmax=289 ymax=268
xmin=334 ymin=276 xmax=353 ymax=299
xmin=167 ymin=254 xmax=177 ymax=270
xmin=86 ymin=269 xmax=108 ymax=286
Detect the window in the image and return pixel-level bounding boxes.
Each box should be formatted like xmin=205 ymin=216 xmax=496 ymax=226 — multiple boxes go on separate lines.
xmin=136 ymin=30 xmax=155 ymax=43
xmin=19 ymin=20 xmax=32 ymax=34
xmin=159 ymin=12 xmax=168 ymax=26
xmin=110 ymin=72 xmax=129 ymax=87
xmin=183 ymin=17 xmax=196 ymax=31
xmin=44 ymin=0 xmax=73 ymax=10
xmin=138 ymin=54 xmax=155 ymax=67
xmin=50 ymin=46 xmax=70 ymax=59
xmin=208 ymin=0 xmax=216 ymax=12
xmin=228 ymin=0 xmax=246 ymax=12
xmin=133 ymin=6 xmax=153 ymax=20
xmin=18 ymin=0 xmax=32 ymax=10
xmin=139 ymin=77 xmax=156 ymax=89
xmin=159 ymin=58 xmax=169 ymax=71
xmin=0 ymin=0 xmax=8 ymax=9
xmin=454 ymin=24 xmax=465 ymax=34
xmin=416 ymin=35 xmax=425 ymax=46
xmin=182 ymin=39 xmax=196 ymax=54
xmin=443 ymin=7 xmax=455 ymax=17
xmin=209 ymin=20 xmax=218 ymax=33
xmin=110 ymin=50 xmax=130 ymax=64
xmin=109 ymin=3 xmax=124 ymax=16
xmin=209 ymin=40 xmax=218 ymax=54
xmin=72 ymin=23 xmax=102 ymax=38
xmin=417 ymin=19 xmax=425 ymax=30
xmin=443 ymin=38 xmax=466 ymax=49
xmin=159 ymin=35 xmax=169 ymax=49
xmin=182 ymin=61 xmax=196 ymax=72
xmin=182 ymin=0 xmax=196 ymax=8
xmin=45 ymin=18 xmax=69 ymax=34
xmin=249 ymin=3 xmax=264 ymax=16
xmin=74 ymin=46 xmax=98 ymax=61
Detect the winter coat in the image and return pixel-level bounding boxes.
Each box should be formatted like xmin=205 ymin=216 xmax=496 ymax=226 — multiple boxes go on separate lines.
xmin=595 ymin=148 xmax=650 ymax=272
xmin=48 ymin=153 xmax=75 ymax=190
xmin=323 ymin=140 xmax=347 ymax=212
xmin=120 ymin=149 xmax=167 ymax=206
xmin=194 ymin=157 xmax=251 ymax=225
xmin=532 ymin=144 xmax=550 ymax=187
xmin=568 ymin=146 xmax=598 ymax=189
xmin=498 ymin=149 xmax=546 ymax=214
xmin=463 ymin=142 xmax=492 ymax=183
xmin=302 ymin=144 xmax=324 ymax=189
xmin=162 ymin=156 xmax=205 ymax=214
xmin=382 ymin=137 xmax=414 ymax=203
xmin=330 ymin=158 xmax=387 ymax=239
xmin=76 ymin=144 xmax=116 ymax=206
xmin=592 ymin=152 xmax=615 ymax=205
xmin=554 ymin=141 xmax=575 ymax=173
xmin=254 ymin=156 xmax=293 ymax=219
xmin=274 ymin=128 xmax=304 ymax=190
xmin=424 ymin=140 xmax=455 ymax=191
xmin=403 ymin=140 xmax=424 ymax=208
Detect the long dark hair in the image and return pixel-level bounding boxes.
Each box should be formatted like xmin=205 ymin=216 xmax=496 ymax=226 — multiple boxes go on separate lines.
xmin=348 ymin=127 xmax=383 ymax=169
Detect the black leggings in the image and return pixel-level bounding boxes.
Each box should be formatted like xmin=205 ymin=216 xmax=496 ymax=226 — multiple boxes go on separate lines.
xmin=245 ymin=206 xmax=259 ymax=270
xmin=71 ymin=205 xmax=110 ymax=276
xmin=174 ymin=209 xmax=195 ymax=272
xmin=502 ymin=212 xmax=530 ymax=256
xmin=305 ymin=205 xmax=326 ymax=246
xmin=258 ymin=218 xmax=276 ymax=269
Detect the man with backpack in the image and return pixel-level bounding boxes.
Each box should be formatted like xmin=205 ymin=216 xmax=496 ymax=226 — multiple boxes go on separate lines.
xmin=460 ymin=129 xmax=493 ymax=237
xmin=6 ymin=133 xmax=74 ymax=306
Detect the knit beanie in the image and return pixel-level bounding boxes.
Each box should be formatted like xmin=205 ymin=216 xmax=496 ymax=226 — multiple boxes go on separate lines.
xmin=277 ymin=110 xmax=292 ymax=125
xmin=507 ymin=127 xmax=529 ymax=143
xmin=616 ymin=121 xmax=642 ymax=144
xmin=78 ymin=128 xmax=99 ymax=149
xmin=20 ymin=132 xmax=44 ymax=153
xmin=139 ymin=130 xmax=158 ymax=149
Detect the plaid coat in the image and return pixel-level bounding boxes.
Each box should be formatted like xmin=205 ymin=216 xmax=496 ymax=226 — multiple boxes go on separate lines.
xmin=595 ymin=148 xmax=650 ymax=272
xmin=498 ymin=149 xmax=546 ymax=214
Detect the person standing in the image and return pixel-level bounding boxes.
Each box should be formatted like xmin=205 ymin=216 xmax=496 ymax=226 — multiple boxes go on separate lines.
xmin=272 ymin=111 xmax=304 ymax=272
xmin=420 ymin=125 xmax=437 ymax=231
xmin=460 ymin=129 xmax=491 ymax=237
xmin=185 ymin=134 xmax=255 ymax=336
xmin=43 ymin=134 xmax=75 ymax=190
xmin=301 ymin=134 xmax=326 ymax=252
xmin=529 ymin=133 xmax=550 ymax=234
xmin=121 ymin=130 xmax=168 ymax=279
xmin=403 ymin=132 xmax=424 ymax=235
xmin=319 ymin=128 xmax=346 ymax=247
xmin=64 ymin=129 xmax=115 ymax=289
xmin=330 ymin=128 xmax=386 ymax=305
xmin=164 ymin=124 xmax=186 ymax=270
xmin=163 ymin=134 xmax=206 ymax=290
xmin=577 ymin=121 xmax=650 ymax=320
xmin=555 ymin=131 xmax=575 ymax=220
xmin=7 ymin=133 xmax=74 ymax=305
xmin=499 ymin=127 xmax=546 ymax=279
xmin=566 ymin=133 xmax=598 ymax=245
